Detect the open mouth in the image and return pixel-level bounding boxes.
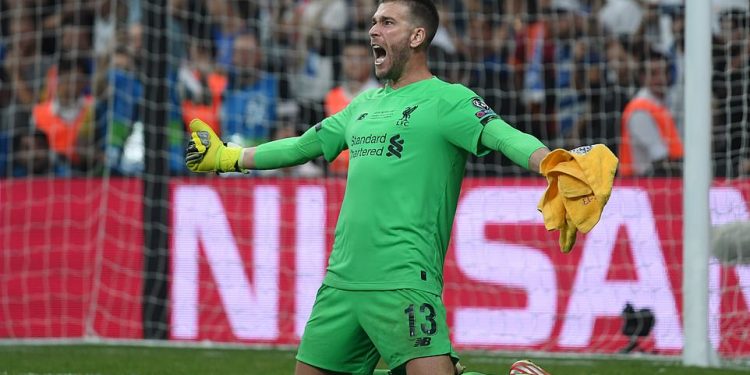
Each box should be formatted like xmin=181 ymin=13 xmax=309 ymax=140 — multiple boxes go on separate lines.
xmin=372 ymin=44 xmax=387 ymax=65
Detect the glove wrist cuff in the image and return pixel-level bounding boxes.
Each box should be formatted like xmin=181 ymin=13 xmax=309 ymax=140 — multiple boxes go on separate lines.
xmin=216 ymin=145 xmax=243 ymax=173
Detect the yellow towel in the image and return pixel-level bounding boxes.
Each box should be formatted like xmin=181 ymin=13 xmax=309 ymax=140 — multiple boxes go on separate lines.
xmin=538 ymin=144 xmax=618 ymax=253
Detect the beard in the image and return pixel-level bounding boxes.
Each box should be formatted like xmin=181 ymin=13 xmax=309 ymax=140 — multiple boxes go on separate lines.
xmin=377 ymin=43 xmax=411 ymax=83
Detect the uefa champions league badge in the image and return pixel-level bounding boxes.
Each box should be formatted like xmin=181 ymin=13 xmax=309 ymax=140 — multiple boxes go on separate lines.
xmin=571 ymin=145 xmax=593 ymax=155
xmin=471 ymin=97 xmax=490 ymax=111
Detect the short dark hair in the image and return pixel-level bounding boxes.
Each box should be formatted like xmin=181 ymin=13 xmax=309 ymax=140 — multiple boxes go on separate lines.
xmin=638 ymin=49 xmax=668 ymax=78
xmin=642 ymin=49 xmax=668 ymax=65
xmin=57 ymin=55 xmax=88 ymax=76
xmin=380 ymin=0 xmax=439 ymax=48
xmin=720 ymin=9 xmax=748 ymax=30
xmin=343 ymin=34 xmax=371 ymax=50
xmin=13 ymin=128 xmax=50 ymax=153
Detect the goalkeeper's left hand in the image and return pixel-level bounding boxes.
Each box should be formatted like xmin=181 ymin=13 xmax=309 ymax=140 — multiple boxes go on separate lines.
xmin=185 ymin=119 xmax=243 ymax=173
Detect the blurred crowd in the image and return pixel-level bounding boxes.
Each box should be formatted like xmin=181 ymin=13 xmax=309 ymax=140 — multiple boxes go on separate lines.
xmin=0 ymin=0 xmax=748 ymax=178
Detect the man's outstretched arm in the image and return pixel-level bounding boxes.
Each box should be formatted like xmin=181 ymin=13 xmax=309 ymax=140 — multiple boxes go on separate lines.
xmin=479 ymin=119 xmax=550 ymax=173
xmin=185 ymin=118 xmax=324 ymax=173
xmin=241 ymin=126 xmax=324 ymax=170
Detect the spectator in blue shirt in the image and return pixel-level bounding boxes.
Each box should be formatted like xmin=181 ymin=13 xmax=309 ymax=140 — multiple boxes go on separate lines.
xmin=94 ymin=46 xmax=143 ymax=175
xmin=221 ymin=32 xmax=277 ymax=147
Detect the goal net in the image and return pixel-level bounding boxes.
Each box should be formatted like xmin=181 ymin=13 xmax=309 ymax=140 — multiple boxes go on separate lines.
xmin=1 ymin=0 xmax=749 ymax=363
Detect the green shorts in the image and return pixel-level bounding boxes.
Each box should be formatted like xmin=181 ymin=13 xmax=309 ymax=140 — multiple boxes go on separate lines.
xmin=296 ymin=285 xmax=458 ymax=374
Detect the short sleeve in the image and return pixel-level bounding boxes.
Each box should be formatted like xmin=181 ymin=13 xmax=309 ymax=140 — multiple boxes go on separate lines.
xmin=315 ymin=101 xmax=352 ymax=162
xmin=439 ymin=86 xmax=497 ymax=156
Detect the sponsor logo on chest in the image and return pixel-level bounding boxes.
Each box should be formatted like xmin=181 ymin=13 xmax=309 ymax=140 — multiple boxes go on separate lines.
xmin=349 ymin=133 xmax=404 ymax=159
xmin=347 ymin=104 xmax=423 ymax=160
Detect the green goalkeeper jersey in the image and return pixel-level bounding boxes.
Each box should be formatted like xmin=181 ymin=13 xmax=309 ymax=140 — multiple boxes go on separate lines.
xmin=316 ymin=77 xmax=500 ymax=295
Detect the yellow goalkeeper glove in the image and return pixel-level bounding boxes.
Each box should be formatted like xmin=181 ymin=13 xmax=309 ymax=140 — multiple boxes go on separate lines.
xmin=185 ymin=119 xmax=243 ymax=173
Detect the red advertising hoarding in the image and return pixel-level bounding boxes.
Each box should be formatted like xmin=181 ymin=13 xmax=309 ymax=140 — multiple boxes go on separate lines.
xmin=0 ymin=179 xmax=144 ymax=339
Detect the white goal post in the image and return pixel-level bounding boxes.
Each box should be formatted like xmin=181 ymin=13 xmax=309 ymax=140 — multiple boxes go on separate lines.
xmin=683 ymin=0 xmax=718 ymax=367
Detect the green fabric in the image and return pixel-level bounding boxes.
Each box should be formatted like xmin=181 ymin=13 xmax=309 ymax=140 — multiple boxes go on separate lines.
xmin=109 ymin=120 xmax=131 ymax=148
xmin=168 ymin=120 xmax=185 ymax=147
xmin=252 ymin=127 xmax=323 ymax=169
xmin=296 ymin=286 xmax=457 ymax=374
xmin=315 ymin=77 xmax=494 ymax=295
xmin=479 ymin=117 xmax=546 ymax=169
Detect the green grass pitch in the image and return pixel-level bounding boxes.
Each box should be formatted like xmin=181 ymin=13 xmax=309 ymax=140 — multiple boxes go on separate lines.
xmin=0 ymin=345 xmax=746 ymax=374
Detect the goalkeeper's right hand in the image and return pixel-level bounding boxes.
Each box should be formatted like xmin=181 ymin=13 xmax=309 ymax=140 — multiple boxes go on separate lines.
xmin=185 ymin=118 xmax=243 ymax=173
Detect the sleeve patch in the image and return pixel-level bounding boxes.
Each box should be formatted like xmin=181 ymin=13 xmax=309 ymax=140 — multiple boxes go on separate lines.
xmin=475 ymin=110 xmax=494 ymax=119
xmin=472 ymin=97 xmax=491 ymax=111
xmin=472 ymin=97 xmax=498 ymax=125
xmin=480 ymin=114 xmax=500 ymax=126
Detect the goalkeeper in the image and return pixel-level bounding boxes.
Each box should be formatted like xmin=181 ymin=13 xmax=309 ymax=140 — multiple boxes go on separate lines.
xmin=186 ymin=1 xmax=552 ymax=374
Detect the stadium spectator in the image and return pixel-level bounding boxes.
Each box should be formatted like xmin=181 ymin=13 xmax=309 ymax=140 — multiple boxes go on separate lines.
xmin=93 ymin=0 xmax=130 ymax=58
xmin=41 ymin=10 xmax=95 ymax=102
xmin=604 ymin=37 xmax=639 ymax=97
xmin=512 ymin=0 xmax=586 ymax=145
xmin=0 ymin=61 xmax=8 ymax=110
xmin=0 ymin=0 xmax=6 ymax=54
xmin=2 ymin=9 xmax=51 ymax=109
xmin=58 ymin=11 xmax=94 ymax=65
xmin=463 ymin=12 xmax=521 ymax=176
xmin=429 ymin=0 xmax=464 ymax=65
xmin=177 ymin=38 xmax=226 ymax=135
xmin=712 ymin=7 xmax=750 ymax=178
xmin=511 ymin=2 xmax=554 ymax=142
xmin=347 ymin=0 xmax=378 ymax=34
xmin=598 ymin=0 xmax=662 ymax=50
xmin=93 ymin=45 xmax=143 ymax=176
xmin=162 ymin=0 xmax=216 ymax=176
xmin=266 ymin=0 xmax=300 ymax=58
xmin=569 ymin=42 xmax=623 ymax=154
xmin=127 ymin=23 xmax=143 ymax=58
xmin=289 ymin=0 xmax=348 ymax=125
xmin=665 ymin=5 xmax=685 ymax=139
xmin=32 ymin=56 xmax=102 ymax=173
xmin=595 ymin=36 xmax=641 ymax=156
xmin=548 ymin=0 xmax=588 ymax=142
xmin=562 ymin=13 xmax=626 ymax=153
xmin=207 ymin=1 xmax=247 ymax=72
xmin=221 ymin=32 xmax=278 ymax=147
xmin=619 ymin=50 xmax=683 ymax=177
xmin=235 ymin=1 xmax=266 ymax=39
xmin=598 ymin=0 xmax=643 ymax=37
xmin=166 ymin=0 xmax=213 ymax=68
xmin=264 ymin=0 xmax=299 ymax=106
xmin=324 ymin=39 xmax=379 ymax=117
xmin=0 ymin=132 xmax=10 ymax=177
xmin=323 ymin=37 xmax=379 ymax=175
xmin=11 ymin=127 xmax=70 ymax=177
xmin=0 ymin=109 xmax=33 ymax=177
xmin=465 ymin=13 xmax=516 ymax=123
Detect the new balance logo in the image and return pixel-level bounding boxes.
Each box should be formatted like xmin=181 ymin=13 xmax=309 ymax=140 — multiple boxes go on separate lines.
xmin=356 ymin=112 xmax=368 ymax=121
xmin=413 ymin=337 xmax=431 ymax=347
xmin=386 ymin=134 xmax=404 ymax=158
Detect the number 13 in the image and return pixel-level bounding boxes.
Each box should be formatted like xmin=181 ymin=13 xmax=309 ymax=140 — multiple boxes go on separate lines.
xmin=404 ymin=303 xmax=437 ymax=337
